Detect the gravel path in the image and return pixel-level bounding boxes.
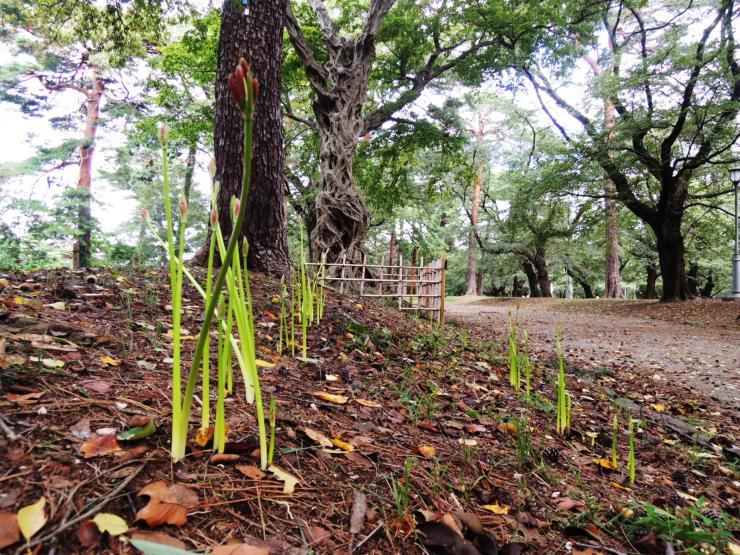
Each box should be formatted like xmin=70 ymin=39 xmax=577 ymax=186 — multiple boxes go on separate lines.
xmin=446 ymin=297 xmax=740 ymax=411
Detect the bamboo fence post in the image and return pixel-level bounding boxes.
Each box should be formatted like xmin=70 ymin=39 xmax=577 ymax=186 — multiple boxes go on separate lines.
xmin=378 ymin=254 xmax=384 ymax=296
xmin=397 ymin=253 xmax=403 ymax=309
xmin=439 ymin=254 xmax=447 ymax=325
xmin=339 ymin=253 xmax=347 ymax=294
xmin=409 ymin=245 xmax=418 ymax=305
xmin=359 ymin=252 xmax=366 ymax=297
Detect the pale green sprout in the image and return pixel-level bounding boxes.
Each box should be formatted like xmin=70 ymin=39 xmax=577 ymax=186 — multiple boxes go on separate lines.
xmin=612 ymin=413 xmax=619 ymax=469
xmin=555 ymin=328 xmax=570 ymax=435
xmin=508 ymin=309 xmax=520 ymax=391
xmin=628 ymin=416 xmax=636 ymax=484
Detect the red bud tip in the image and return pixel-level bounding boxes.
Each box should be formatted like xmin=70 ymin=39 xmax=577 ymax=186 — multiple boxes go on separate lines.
xmin=228 ymin=74 xmax=246 ymax=105
xmin=252 ymin=78 xmax=260 ymax=103
xmin=159 ymin=124 xmax=169 ymax=144
xmin=239 ymin=57 xmax=250 ymax=77
xmin=210 ymin=208 xmax=218 ymax=225
xmin=234 ymin=198 xmax=241 ymax=216
xmin=179 ymin=195 xmax=188 ymax=217
xmin=141 ymin=207 xmax=149 ymax=220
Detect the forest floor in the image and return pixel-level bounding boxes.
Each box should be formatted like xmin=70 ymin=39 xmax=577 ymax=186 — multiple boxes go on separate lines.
xmin=0 ymin=270 xmax=738 ymax=555
xmin=446 ymin=297 xmax=740 ymax=412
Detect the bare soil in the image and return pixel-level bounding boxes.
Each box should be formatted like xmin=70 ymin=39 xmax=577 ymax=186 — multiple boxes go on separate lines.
xmin=447 ymin=297 xmax=740 ymax=411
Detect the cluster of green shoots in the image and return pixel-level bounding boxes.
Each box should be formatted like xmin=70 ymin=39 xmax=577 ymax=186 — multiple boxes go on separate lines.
xmin=153 ymin=58 xmax=274 ymax=468
xmin=610 ymin=412 xmax=637 ymax=484
xmin=555 ymin=328 xmax=571 ymax=435
xmin=276 ymin=231 xmax=325 ymax=359
xmin=507 ymin=309 xmax=532 ymax=396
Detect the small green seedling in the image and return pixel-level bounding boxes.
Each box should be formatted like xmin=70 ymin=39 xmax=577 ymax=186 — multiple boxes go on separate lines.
xmin=555 ymin=328 xmax=570 ymax=435
xmin=612 ymin=413 xmax=619 ymax=469
xmin=628 ymin=416 xmax=636 ymax=484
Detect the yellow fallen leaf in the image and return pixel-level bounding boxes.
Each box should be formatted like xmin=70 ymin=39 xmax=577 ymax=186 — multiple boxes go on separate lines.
xmin=650 ymin=404 xmax=667 ymax=413
xmin=17 ymin=498 xmax=47 ymax=540
xmin=610 ymin=481 xmax=631 ymax=492
xmin=331 ymin=438 xmax=354 ymax=452
xmin=303 ymin=427 xmax=332 ymax=448
xmin=482 ymin=503 xmax=509 ymax=515
xmin=355 ymin=398 xmax=382 ymax=408
xmin=195 ymin=427 xmax=214 ymax=447
xmin=662 ymin=439 xmax=679 ymax=445
xmin=255 ymin=359 xmax=275 ymax=368
xmin=325 ymin=374 xmax=340 ymax=382
xmin=418 ymin=445 xmax=436 ymax=458
xmin=458 ymin=438 xmax=477 ymax=447
xmin=345 ymin=333 xmax=354 ymax=340
xmin=313 ymin=392 xmax=348 ymax=404
xmin=100 ymin=356 xmax=121 ymax=366
xmin=593 ymin=458 xmax=617 ymax=470
xmin=268 ymin=465 xmax=298 ymax=493
xmin=92 ymin=513 xmax=128 ymax=536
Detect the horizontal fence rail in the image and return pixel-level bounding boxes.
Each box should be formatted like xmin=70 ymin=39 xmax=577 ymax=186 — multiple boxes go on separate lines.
xmin=305 ymin=253 xmax=447 ymax=324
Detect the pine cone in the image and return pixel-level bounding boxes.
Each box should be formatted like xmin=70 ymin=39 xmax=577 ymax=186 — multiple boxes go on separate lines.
xmin=543 ymin=447 xmax=560 ymax=463
xmin=701 ymin=507 xmax=721 ymax=522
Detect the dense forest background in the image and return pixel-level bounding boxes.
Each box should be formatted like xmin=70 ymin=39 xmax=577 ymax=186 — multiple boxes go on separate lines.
xmin=1 ymin=0 xmax=738 ymax=302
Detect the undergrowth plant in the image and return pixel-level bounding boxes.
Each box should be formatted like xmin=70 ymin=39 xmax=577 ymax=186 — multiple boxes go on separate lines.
xmin=508 ymin=309 xmax=519 ymax=391
xmin=628 ymin=416 xmax=636 ymax=484
xmin=612 ymin=413 xmax=619 ymax=469
xmin=278 ymin=276 xmax=288 ymax=354
xmin=161 ymin=58 xmax=269 ymax=466
xmin=389 ymin=457 xmax=414 ymax=519
xmin=555 ymin=328 xmax=571 ymax=435
xmin=523 ymin=330 xmax=531 ymax=397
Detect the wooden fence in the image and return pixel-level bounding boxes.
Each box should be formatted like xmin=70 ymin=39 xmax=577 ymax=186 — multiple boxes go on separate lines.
xmin=306 ymin=254 xmax=447 ymax=324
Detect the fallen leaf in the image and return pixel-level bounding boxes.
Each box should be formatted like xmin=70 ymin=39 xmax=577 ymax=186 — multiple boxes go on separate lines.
xmin=609 ymin=481 xmax=631 ymax=492
xmin=195 ymin=426 xmax=214 ymax=447
xmin=555 ymin=497 xmax=585 ymax=511
xmin=211 ymin=454 xmax=241 ymax=464
xmin=212 ymin=544 xmax=269 ymax=555
xmin=355 ymin=398 xmax=382 ymax=408
xmin=236 ymin=465 xmax=266 ymax=480
xmin=417 ymin=521 xmax=480 ymax=554
xmin=17 ymin=498 xmax=47 ymax=541
xmin=116 ymin=445 xmax=150 ymax=463
xmin=255 ymin=359 xmax=275 ymax=368
xmin=30 ymin=357 xmax=65 ymax=368
xmin=344 ymin=451 xmax=374 ymax=468
xmin=306 ymin=526 xmax=333 ymax=547
xmin=76 ymin=520 xmax=101 ymax=548
xmin=482 ymin=503 xmax=509 ymax=515
xmin=268 ymin=465 xmax=298 ymax=493
xmin=417 ymin=445 xmax=436 ymax=458
xmin=5 ymin=391 xmax=44 ymax=403
xmin=80 ymin=434 xmax=122 ymax=458
xmin=650 ymin=403 xmax=666 ymax=413
xmin=331 ymin=438 xmax=355 ymax=452
xmin=81 ymin=380 xmax=112 ymax=394
xmin=592 ymin=458 xmax=617 ymax=470
xmin=303 ymin=427 xmax=333 ymax=448
xmin=350 ymin=491 xmax=367 ymax=535
xmin=130 ymin=530 xmax=187 ymax=550
xmin=136 ymin=482 xmax=199 ymax=527
xmin=92 ymin=513 xmax=128 ymax=536
xmin=46 ymin=301 xmax=67 ymax=310
xmin=458 ymin=438 xmax=477 ymax=447
xmin=130 ymin=537 xmax=196 ymax=554
xmin=0 ymin=511 xmax=19 ymax=549
xmin=313 ymin=391 xmax=349 ymax=404
xmin=117 ymin=420 xmax=156 ymax=441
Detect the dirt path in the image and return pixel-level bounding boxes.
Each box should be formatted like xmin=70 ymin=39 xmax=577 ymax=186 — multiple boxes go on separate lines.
xmin=447 ymin=297 xmax=740 ymax=411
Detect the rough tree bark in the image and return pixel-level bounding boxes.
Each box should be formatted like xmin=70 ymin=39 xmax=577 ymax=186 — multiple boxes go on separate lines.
xmin=533 ymin=247 xmax=551 ymax=297
xmin=602 ymin=100 xmax=622 ymax=297
xmin=522 ymin=261 xmax=541 ymax=297
xmin=76 ymin=68 xmax=103 ymax=267
xmin=206 ymin=0 xmax=291 ymax=275
xmin=644 ymin=264 xmax=659 ymax=299
xmin=466 ymin=166 xmax=482 ymax=295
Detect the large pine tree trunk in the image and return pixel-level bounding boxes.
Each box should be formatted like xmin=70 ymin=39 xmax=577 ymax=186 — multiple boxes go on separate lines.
xmin=207 ymin=0 xmax=290 ymax=275
xmin=465 ymin=166 xmax=482 ymax=295
xmin=76 ymin=69 xmax=103 ymax=267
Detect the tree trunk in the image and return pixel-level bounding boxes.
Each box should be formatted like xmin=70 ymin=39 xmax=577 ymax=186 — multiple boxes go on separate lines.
xmin=312 ymin=99 xmax=369 ymax=266
xmin=522 ymin=261 xmax=540 ymax=297
xmin=644 ymin=264 xmax=658 ymax=299
xmin=700 ymin=271 xmax=714 ymax=298
xmin=512 ymin=276 xmax=523 ymax=297
xmin=687 ymin=262 xmax=699 ymax=297
xmin=207 ymin=0 xmax=291 ymax=275
xmin=76 ymin=68 xmax=103 ymax=267
xmin=602 ymin=101 xmax=622 ymax=297
xmin=533 ymin=247 xmax=551 ymax=297
xmin=466 ymin=162 xmax=482 ymax=295
xmin=475 ymin=268 xmax=484 ymax=296
xmin=653 ymin=214 xmax=690 ymax=301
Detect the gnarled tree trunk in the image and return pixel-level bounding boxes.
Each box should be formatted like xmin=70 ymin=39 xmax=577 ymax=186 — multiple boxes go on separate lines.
xmin=205 ymin=0 xmax=291 ymax=275
xmin=534 ymin=247 xmax=551 ymax=297
xmin=522 ymin=261 xmax=540 ymax=297
xmin=652 ymin=206 xmax=690 ymax=301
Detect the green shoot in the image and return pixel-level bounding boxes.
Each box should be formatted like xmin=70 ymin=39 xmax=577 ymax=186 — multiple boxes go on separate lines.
xmin=268 ymin=396 xmax=277 ymax=465
xmin=612 ymin=413 xmax=619 ymax=469
xmin=278 ymin=276 xmax=287 ymax=354
xmin=555 ymin=328 xmax=570 ymax=435
xmin=389 ymin=457 xmax=414 ymax=519
xmin=628 ymin=416 xmax=636 ymax=484
xmin=508 ymin=310 xmax=519 ymax=391
xmin=290 ymin=273 xmax=296 ymax=356
xmin=524 ymin=330 xmax=531 ymax=397
xmin=200 ymin=185 xmax=219 ymax=434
